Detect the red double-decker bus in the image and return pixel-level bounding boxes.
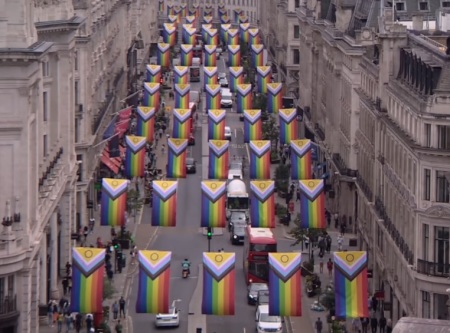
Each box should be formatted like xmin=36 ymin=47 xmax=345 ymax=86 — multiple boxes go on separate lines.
xmin=243 ymin=227 xmax=277 ymax=284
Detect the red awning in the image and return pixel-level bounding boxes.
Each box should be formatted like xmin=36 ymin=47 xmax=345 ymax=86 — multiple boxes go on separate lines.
xmin=101 ymin=154 xmax=119 ymax=174
xmin=104 ymin=145 xmax=126 ymax=160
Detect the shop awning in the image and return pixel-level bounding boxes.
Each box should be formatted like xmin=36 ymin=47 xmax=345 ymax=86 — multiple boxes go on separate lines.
xmin=118 ymin=107 xmax=132 ymax=120
xmin=101 ymin=145 xmax=125 ymax=174
xmin=100 ymin=154 xmax=119 ymax=174
xmin=115 ymin=119 xmax=131 ymax=138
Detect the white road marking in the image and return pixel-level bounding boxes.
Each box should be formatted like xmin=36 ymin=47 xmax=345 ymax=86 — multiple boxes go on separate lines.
xmin=234 ymin=128 xmax=237 ymax=138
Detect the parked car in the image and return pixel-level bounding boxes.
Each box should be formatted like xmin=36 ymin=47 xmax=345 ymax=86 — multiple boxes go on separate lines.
xmin=255 ymin=305 xmax=282 ymax=333
xmin=155 ymin=300 xmax=181 ymax=327
xmin=186 ymin=157 xmax=196 ymax=174
xmin=230 ymin=225 xmax=245 ymax=245
xmin=248 ymin=283 xmax=268 ymax=305
xmin=225 ymin=126 xmax=232 ymax=140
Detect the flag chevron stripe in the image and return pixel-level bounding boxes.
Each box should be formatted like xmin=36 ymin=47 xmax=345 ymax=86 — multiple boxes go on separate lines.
xmin=334 ymin=252 xmax=368 ymax=281
xmin=279 ymin=109 xmax=297 ymax=123
xmin=153 ymin=181 xmax=178 ymax=201
xmin=257 ymin=66 xmax=272 ymax=76
xmin=174 ymin=84 xmax=191 ymax=96
xmin=157 ymin=43 xmax=171 ymax=52
xmin=163 ymin=23 xmax=177 ymax=34
xmin=299 ymin=179 xmax=325 ymax=201
xmin=229 ymin=66 xmax=244 ymax=77
xmin=138 ymin=251 xmax=172 ymax=279
xmin=201 ymin=181 xmax=227 ymax=203
xmin=208 ymin=109 xmax=226 ymax=123
xmin=146 ymin=65 xmax=161 ymax=75
xmin=267 ymin=83 xmax=283 ymax=94
xmin=243 ymin=109 xmax=261 ymax=124
xmin=73 ymin=248 xmax=106 ymax=276
xmin=174 ymin=66 xmax=189 ymax=76
xmin=144 ymin=82 xmax=160 ymax=94
xmin=186 ymin=16 xmax=196 ymax=23
xmin=168 ymin=138 xmax=188 ymax=156
xmin=249 ymin=140 xmax=271 ymax=157
xmin=227 ymin=28 xmax=239 ymax=37
xmin=249 ymin=28 xmax=259 ymax=37
xmin=206 ymin=28 xmax=218 ymax=37
xmin=237 ymin=84 xmax=252 ymax=96
xmin=291 ymin=139 xmax=312 ymax=157
xmin=184 ymin=27 xmax=197 ymax=35
xmin=269 ymin=253 xmax=302 ymax=283
xmin=181 ymin=44 xmax=193 ymax=53
xmin=205 ymin=45 xmax=217 ymax=54
xmin=221 ymin=24 xmax=231 ymax=31
xmin=126 ymin=136 xmax=147 ymax=153
xmin=204 ymin=66 xmax=218 ymax=76
xmin=205 ymin=84 xmax=221 ymax=96
xmin=209 ymin=140 xmax=229 ymax=157
xmin=251 ymin=44 xmax=264 ymax=54
xmin=137 ymin=106 xmax=156 ymax=121
xmin=204 ymin=16 xmax=213 ymax=23
xmin=228 ymin=45 xmax=240 ymax=54
xmin=203 ymin=253 xmax=236 ymax=281
xmin=102 ymin=178 xmax=128 ymax=199
xmin=240 ymin=23 xmax=250 ymax=30
xmin=250 ymin=181 xmax=275 ymax=202
xmin=173 ymin=109 xmax=192 ymax=123
xmin=202 ymin=24 xmax=212 ymax=31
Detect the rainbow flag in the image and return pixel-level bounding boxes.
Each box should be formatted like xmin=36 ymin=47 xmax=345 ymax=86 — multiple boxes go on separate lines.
xmin=243 ymin=109 xmax=262 ymax=142
xmin=239 ymin=23 xmax=250 ymax=43
xmin=157 ymin=43 xmax=171 ymax=67
xmin=136 ymin=250 xmax=171 ymax=313
xmin=220 ymin=24 xmax=231 ymax=44
xmin=172 ymin=108 xmax=192 ymax=139
xmin=233 ymin=8 xmax=242 ymax=23
xmin=166 ymin=4 xmax=173 ymax=15
xmin=236 ymin=84 xmax=252 ymax=114
xmin=180 ymin=44 xmax=194 ymax=66
xmin=201 ymin=181 xmax=227 ymax=228
xmin=220 ymin=15 xmax=231 ymax=24
xmin=206 ymin=28 xmax=219 ymax=45
xmin=218 ymin=3 xmax=226 ymax=13
xmin=174 ymin=84 xmax=190 ymax=109
xmin=204 ymin=45 xmax=217 ymax=66
xmin=180 ymin=3 xmax=187 ymax=17
xmin=269 ymin=253 xmax=302 ymax=317
xmin=205 ymin=84 xmax=222 ymax=110
xmin=208 ymin=109 xmax=226 ymax=140
xmin=334 ymin=251 xmax=369 ymax=319
xmin=250 ymin=181 xmax=275 ymax=228
xmin=136 ymin=106 xmax=156 ymax=143
xmin=188 ymin=7 xmax=197 ymax=17
xmin=167 ymin=138 xmax=188 ymax=178
xmin=143 ymin=83 xmax=160 ymax=109
xmin=173 ymin=66 xmax=189 ymax=85
xmin=71 ymin=247 xmax=105 ymax=313
xmin=249 ymin=140 xmax=271 ymax=179
xmin=172 ymin=6 xmax=182 ymax=23
xmin=125 ymin=135 xmax=146 ymax=178
xmin=146 ymin=65 xmax=161 ymax=83
xmin=228 ymin=45 xmax=241 ymax=66
xmin=185 ymin=16 xmax=196 ymax=27
xmin=151 ymin=181 xmax=178 ymax=226
xmin=238 ymin=15 xmax=248 ymax=23
xmin=256 ymin=66 xmax=272 ymax=93
xmin=202 ymin=24 xmax=212 ymax=43
xmin=183 ymin=26 xmax=197 ymax=44
xmin=204 ymin=7 xmax=213 ymax=16
xmin=208 ymin=140 xmax=229 ymax=179
xmin=163 ymin=23 xmax=177 ymax=46
xmin=218 ymin=8 xmax=227 ymax=18
xmin=227 ymin=28 xmax=239 ymax=45
xmin=299 ymin=179 xmax=326 ymax=229
xmin=168 ymin=14 xmax=178 ymax=25
xmin=204 ymin=66 xmax=218 ymax=87
xmin=249 ymin=28 xmax=261 ymax=45
xmin=158 ymin=0 xmax=164 ymax=12
xmin=251 ymin=44 xmax=264 ymax=67
xmin=192 ymin=3 xmax=200 ymax=17
xmin=202 ymin=252 xmax=235 ymax=315
xmin=100 ymin=178 xmax=127 ymax=226
xmin=267 ymin=83 xmax=283 ymax=114
xmin=279 ymin=108 xmax=298 ymax=144
xmin=290 ymin=140 xmax=312 ymax=180
xmin=229 ymin=66 xmax=244 ymax=93
xmin=203 ymin=15 xmax=213 ymax=24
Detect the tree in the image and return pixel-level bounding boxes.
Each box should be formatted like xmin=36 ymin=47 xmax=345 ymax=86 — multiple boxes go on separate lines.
xmin=274 ymin=164 xmax=290 ymax=194
xmin=103 ymin=277 xmax=116 ymax=299
xmin=253 ymin=94 xmax=267 ymax=112
xmin=127 ymin=188 xmax=144 ymax=217
xmin=240 ymin=41 xmax=249 ymax=57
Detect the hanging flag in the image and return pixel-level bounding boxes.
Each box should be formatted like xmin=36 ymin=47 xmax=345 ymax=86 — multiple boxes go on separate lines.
xmin=192 ymin=3 xmax=200 ymax=17
xmin=290 ymin=139 xmax=313 ymax=180
xmin=167 ymin=138 xmax=188 ymax=178
xmin=204 ymin=45 xmax=217 ymax=66
xmin=334 ymin=251 xmax=369 ymax=319
xmin=202 ymin=24 xmax=212 ymax=43
xmin=267 ymin=83 xmax=283 ymax=114
xmin=243 ymin=109 xmax=262 ymax=143
xmin=250 ymin=181 xmax=275 ymax=228
xmin=158 ymin=0 xmax=164 ymax=12
xmin=251 ymin=44 xmax=265 ymax=67
xmin=183 ymin=26 xmax=197 ymax=45
xmin=174 ymin=84 xmax=190 ymax=109
xmin=172 ymin=6 xmax=182 ymax=23
xmin=208 ymin=140 xmax=229 ymax=179
xmin=151 ymin=181 xmax=178 ymax=226
xmin=249 ymin=140 xmax=271 ymax=179
xmin=125 ymin=136 xmax=147 ymax=178
xmin=100 ymin=178 xmax=128 ymax=226
xmin=229 ymin=66 xmax=244 ymax=93
xmin=218 ymin=3 xmax=226 ymax=15
xmin=172 ymin=109 xmax=192 ymax=139
xmin=186 ymin=15 xmax=196 ymax=25
xmin=204 ymin=15 xmax=213 ymax=24
xmin=136 ymin=106 xmax=156 ymax=143
xmin=299 ymin=179 xmax=326 ymax=229
xmin=204 ymin=66 xmax=218 ymax=87
xmin=146 ymin=65 xmax=161 ymax=83
xmin=205 ymin=84 xmax=222 ymax=110
xmin=180 ymin=3 xmax=187 ymax=17
xmin=188 ymin=7 xmax=197 ymax=17
xmin=163 ymin=23 xmax=177 ymax=46
xmin=233 ymin=8 xmax=242 ymax=23
xmin=173 ymin=66 xmax=189 ymax=85
xmin=136 ymin=250 xmax=172 ymax=313
xmin=249 ymin=28 xmax=261 ymax=45
xmin=268 ymin=253 xmax=302 ymax=316
xmin=180 ymin=44 xmax=194 ymax=66
xmin=279 ymin=108 xmax=298 ymax=145
xmin=256 ymin=66 xmax=272 ymax=94
xmin=168 ymin=15 xmax=178 ymax=25
xmin=238 ymin=15 xmax=248 ymax=23
xmin=236 ymin=84 xmax=252 ymax=114
xmin=157 ymin=43 xmax=171 ymax=68
xmin=227 ymin=28 xmax=239 ymax=45
xmin=166 ymin=3 xmax=173 ymax=16
xmin=208 ymin=109 xmax=226 ymax=140
xmin=71 ymin=247 xmax=105 ymax=313
xmin=202 ymin=252 xmax=235 ymax=315
xmin=206 ymin=28 xmax=219 ymax=45
xmin=220 ymin=15 xmax=231 ymax=24
xmin=239 ymin=23 xmax=250 ymax=43
xmin=143 ymin=83 xmax=161 ymax=109
xmin=220 ymin=24 xmax=231 ymax=44
xmin=201 ymin=181 xmax=227 ymax=228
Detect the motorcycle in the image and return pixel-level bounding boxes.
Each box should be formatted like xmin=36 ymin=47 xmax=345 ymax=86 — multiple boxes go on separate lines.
xmin=182 ymin=268 xmax=190 ymax=279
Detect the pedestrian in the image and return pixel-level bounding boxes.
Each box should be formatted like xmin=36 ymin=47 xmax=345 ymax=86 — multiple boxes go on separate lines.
xmin=130 ymin=245 xmax=137 ymax=265
xmin=57 ymin=312 xmax=64 ymax=333
xmin=68 ymin=278 xmax=72 ymax=294
xmin=304 ymin=236 xmax=309 ymax=249
xmin=115 ymin=320 xmax=123 ymax=333
xmin=337 ymin=234 xmax=343 ymax=251
xmin=361 ymin=317 xmax=369 ymax=333
xmin=53 ymin=303 xmax=59 ymax=324
xmin=327 ymin=258 xmax=333 ymax=278
xmin=47 ymin=300 xmax=54 ymax=327
xmin=370 ymin=316 xmax=378 ymax=333
xmin=334 ymin=213 xmax=339 ymax=228
xmin=315 ymin=317 xmax=323 ymax=333
xmin=319 ymin=260 xmax=324 ymax=273
xmin=372 ymin=296 xmax=379 ymax=312
xmin=326 ymin=235 xmax=332 ymax=253
xmin=75 ymin=313 xmax=82 ymax=333
xmin=107 ymin=268 xmax=114 ymax=282
xmin=65 ymin=312 xmax=72 ymax=333
xmin=112 ymin=301 xmax=119 ymax=320
xmin=379 ymin=316 xmax=386 ymax=333
xmin=119 ymin=296 xmax=126 ymax=318
xmin=158 ymin=128 xmax=163 ymax=139
xmin=65 ymin=262 xmax=72 ymax=276
xmin=85 ymin=313 xmax=93 ymax=333
xmin=386 ymin=318 xmax=392 ymax=333
xmin=83 ymin=226 xmax=89 ymax=241
xmin=161 ymin=144 xmax=166 ymax=154
xmin=296 ymin=188 xmax=300 ymax=201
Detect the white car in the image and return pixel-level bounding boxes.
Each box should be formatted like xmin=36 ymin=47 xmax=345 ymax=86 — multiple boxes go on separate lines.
xmin=155 ymin=300 xmax=181 ymax=328
xmin=218 ymin=72 xmax=227 ymax=79
xmin=225 ymin=126 xmax=232 ymax=141
xmin=255 ymin=305 xmax=283 ymax=333
xmin=219 ymin=78 xmax=229 ymax=87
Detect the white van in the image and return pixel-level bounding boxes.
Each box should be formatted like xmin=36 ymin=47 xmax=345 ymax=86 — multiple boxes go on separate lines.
xmin=255 ymin=305 xmax=282 ymax=333
xmin=221 ymin=88 xmax=233 ymax=108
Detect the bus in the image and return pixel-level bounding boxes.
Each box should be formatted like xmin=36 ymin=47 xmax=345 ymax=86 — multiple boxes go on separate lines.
xmin=243 ymin=227 xmax=277 ymax=284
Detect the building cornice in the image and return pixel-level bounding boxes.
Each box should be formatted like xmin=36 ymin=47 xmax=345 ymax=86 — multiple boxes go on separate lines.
xmin=35 ymin=15 xmax=86 ymax=34
xmin=0 ymin=41 xmax=53 ymax=62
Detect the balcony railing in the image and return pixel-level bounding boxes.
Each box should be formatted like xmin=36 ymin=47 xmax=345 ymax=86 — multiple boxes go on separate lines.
xmin=0 ymin=296 xmax=17 ymax=316
xmin=92 ymin=92 xmax=115 ymax=135
xmin=417 ymin=259 xmax=450 ymax=277
xmin=356 ymin=173 xmax=373 ymax=201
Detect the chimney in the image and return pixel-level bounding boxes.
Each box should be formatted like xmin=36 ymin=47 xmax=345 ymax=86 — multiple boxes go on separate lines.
xmin=412 ymin=14 xmax=424 ymax=31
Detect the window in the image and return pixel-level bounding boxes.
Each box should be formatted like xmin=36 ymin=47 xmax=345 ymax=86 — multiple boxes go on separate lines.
xmin=434 ymin=226 xmax=449 ymax=275
xmin=377 ymin=224 xmax=384 ymax=253
xmin=74 ymin=80 xmax=80 ymax=105
xmin=75 ymin=118 xmax=80 ymax=143
xmin=43 ymin=91 xmax=48 ymax=121
xmin=295 ymin=0 xmax=300 ymax=8
xmin=424 ymin=169 xmax=431 ymax=200
xmin=7 ymin=275 xmax=14 ymax=298
xmin=74 ymin=50 xmax=79 ymax=71
xmin=0 ymin=277 xmax=4 ymax=303
xmin=442 ymin=1 xmax=450 ymax=8
xmin=42 ymin=61 xmax=50 ymax=77
xmin=293 ymin=25 xmax=300 ymax=39
xmin=43 ymin=135 xmax=48 ymax=157
xmin=437 ymin=125 xmax=450 ymax=149
xmin=436 ymin=170 xmax=450 ymax=203
xmin=76 ymin=154 xmax=83 ymax=181
xmin=423 ymin=224 xmax=429 ymax=260
xmin=424 ymin=123 xmax=431 ymax=147
xmin=434 ymin=294 xmax=450 ymax=319
xmin=292 ymin=49 xmax=300 ymax=64
xmin=395 ymin=2 xmax=405 ymax=11
xmin=422 ymin=291 xmax=430 ymax=318
xmin=419 ymin=1 xmax=429 ymax=10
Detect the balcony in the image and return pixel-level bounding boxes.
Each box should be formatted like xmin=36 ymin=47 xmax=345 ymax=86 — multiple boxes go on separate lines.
xmin=332 ymin=153 xmax=347 ymax=175
xmin=0 ymin=296 xmax=19 ymax=320
xmin=91 ymin=92 xmax=114 ymax=134
xmin=374 ymin=196 xmax=387 ymax=220
xmin=417 ymin=259 xmax=450 ymax=278
xmin=356 ymin=173 xmax=373 ymax=201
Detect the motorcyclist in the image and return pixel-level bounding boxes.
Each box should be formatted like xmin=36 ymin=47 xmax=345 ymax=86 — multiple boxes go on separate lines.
xmin=182 ymin=258 xmax=191 ymax=276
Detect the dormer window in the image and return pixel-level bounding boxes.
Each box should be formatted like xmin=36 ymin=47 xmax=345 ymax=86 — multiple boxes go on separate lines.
xmin=419 ymin=1 xmax=429 ymax=10
xmin=395 ymin=1 xmax=406 ymax=11
xmin=443 ymin=1 xmax=450 ymax=7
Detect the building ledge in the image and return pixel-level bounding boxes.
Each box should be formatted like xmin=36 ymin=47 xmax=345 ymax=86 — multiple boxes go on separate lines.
xmin=35 ymin=15 xmax=86 ymax=33
xmin=0 ymin=41 xmax=53 ymax=61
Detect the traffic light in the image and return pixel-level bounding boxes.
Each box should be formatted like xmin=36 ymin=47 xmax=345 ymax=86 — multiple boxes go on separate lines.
xmin=207 ymin=227 xmax=212 ymax=240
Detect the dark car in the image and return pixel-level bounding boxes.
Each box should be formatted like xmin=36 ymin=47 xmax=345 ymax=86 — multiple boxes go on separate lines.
xmin=230 ymin=225 xmax=245 ymax=245
xmin=228 ymin=211 xmax=247 ymax=232
xmin=256 ymin=290 xmax=269 ymax=306
xmin=247 ymin=283 xmax=268 ymax=305
xmin=186 ymin=157 xmax=196 ymax=174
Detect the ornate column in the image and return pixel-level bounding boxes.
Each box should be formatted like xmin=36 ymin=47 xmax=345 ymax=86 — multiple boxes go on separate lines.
xmin=50 ymin=212 xmax=60 ymax=300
